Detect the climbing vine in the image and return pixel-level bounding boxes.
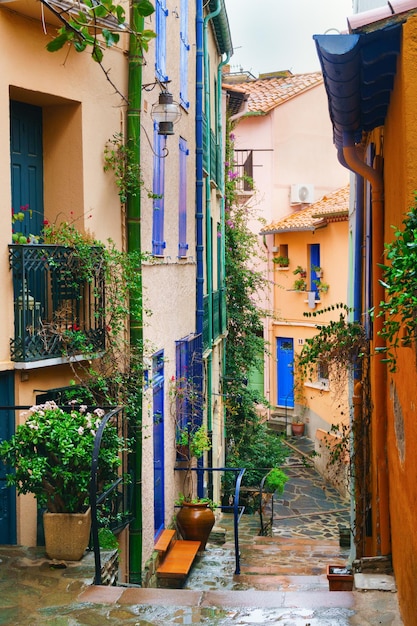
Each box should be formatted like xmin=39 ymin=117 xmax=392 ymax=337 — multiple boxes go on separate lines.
xmin=223 ymin=125 xmax=288 ymax=490
xmin=377 ymin=198 xmax=417 ymax=371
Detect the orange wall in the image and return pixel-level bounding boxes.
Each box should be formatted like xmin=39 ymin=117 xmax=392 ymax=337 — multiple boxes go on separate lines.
xmin=379 ymin=16 xmax=417 ymax=626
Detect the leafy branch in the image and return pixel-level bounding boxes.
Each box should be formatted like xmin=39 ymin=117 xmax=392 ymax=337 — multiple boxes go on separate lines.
xmin=299 ymin=303 xmax=368 ymax=381
xmin=377 ymin=197 xmax=417 ymax=371
xmin=43 ymin=0 xmax=156 ymax=100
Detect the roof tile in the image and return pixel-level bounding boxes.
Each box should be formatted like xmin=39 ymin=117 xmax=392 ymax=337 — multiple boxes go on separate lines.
xmin=224 ymin=72 xmax=323 ymax=114
xmin=261 ymin=186 xmax=350 ymax=233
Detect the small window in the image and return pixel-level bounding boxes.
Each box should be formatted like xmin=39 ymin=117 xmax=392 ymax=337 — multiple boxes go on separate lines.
xmin=318 ymin=360 xmax=329 ymax=383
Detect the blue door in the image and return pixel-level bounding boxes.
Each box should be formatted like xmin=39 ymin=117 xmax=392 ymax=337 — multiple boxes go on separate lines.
xmin=152 ymin=352 xmax=165 ymax=537
xmin=0 ymin=373 xmax=16 ymax=544
xmin=276 ymin=337 xmax=294 ymax=408
xmin=10 ymin=101 xmax=44 ymax=237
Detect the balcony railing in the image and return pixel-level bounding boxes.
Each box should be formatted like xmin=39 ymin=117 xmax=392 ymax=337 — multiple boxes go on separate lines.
xmin=9 ymin=244 xmax=106 ymax=362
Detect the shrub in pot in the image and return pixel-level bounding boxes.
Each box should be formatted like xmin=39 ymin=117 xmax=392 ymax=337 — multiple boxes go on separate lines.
xmin=0 ymin=401 xmax=124 ymax=560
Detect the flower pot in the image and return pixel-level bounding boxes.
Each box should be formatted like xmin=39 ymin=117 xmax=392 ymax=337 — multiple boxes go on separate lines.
xmin=43 ymin=508 xmax=91 ymax=561
xmin=291 ymin=422 xmax=305 ymax=436
xmin=327 ymin=565 xmax=354 ymax=591
xmin=176 ymin=502 xmax=215 ymax=550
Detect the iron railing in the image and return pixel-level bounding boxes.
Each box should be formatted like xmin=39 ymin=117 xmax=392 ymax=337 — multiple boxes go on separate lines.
xmin=8 ymin=244 xmax=105 ymax=362
xmin=175 ymin=466 xmax=246 ymax=575
xmin=90 ymin=406 xmax=133 ymax=585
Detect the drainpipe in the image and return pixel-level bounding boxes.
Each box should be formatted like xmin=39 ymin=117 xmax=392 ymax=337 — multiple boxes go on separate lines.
xmin=203 ymin=1 xmax=221 ymax=447
xmin=342 ymin=131 xmax=390 ymax=557
xmin=196 ymin=0 xmax=204 ymax=337
xmin=217 ymin=48 xmax=231 ymax=474
xmin=126 ymin=2 xmax=144 ymax=584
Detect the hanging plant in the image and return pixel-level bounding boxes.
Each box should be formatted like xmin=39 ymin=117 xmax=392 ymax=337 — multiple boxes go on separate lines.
xmin=377 ymin=199 xmax=417 ymax=371
xmin=299 ymin=303 xmax=368 ymax=381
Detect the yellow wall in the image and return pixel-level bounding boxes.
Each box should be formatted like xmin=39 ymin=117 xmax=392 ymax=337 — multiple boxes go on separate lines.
xmin=271 ymin=219 xmax=349 ymax=436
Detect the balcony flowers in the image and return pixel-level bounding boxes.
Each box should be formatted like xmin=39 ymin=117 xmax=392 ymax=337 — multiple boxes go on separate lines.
xmin=0 ymin=401 xmax=123 ymax=514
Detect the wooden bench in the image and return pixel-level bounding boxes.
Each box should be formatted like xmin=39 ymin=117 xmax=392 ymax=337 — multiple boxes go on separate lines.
xmin=154 ymin=529 xmax=176 ymax=555
xmin=156 ymin=539 xmax=201 ymax=581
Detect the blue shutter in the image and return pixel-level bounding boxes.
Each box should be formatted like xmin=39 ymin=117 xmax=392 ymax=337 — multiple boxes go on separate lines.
xmin=152 ymin=351 xmax=165 ymax=536
xmin=155 ymin=0 xmax=168 ymax=82
xmin=152 ymin=127 xmax=166 ymax=256
xmin=179 ymin=0 xmax=190 ymax=109
xmin=310 ymin=243 xmax=320 ymax=300
xmin=178 ymin=137 xmax=189 ymax=257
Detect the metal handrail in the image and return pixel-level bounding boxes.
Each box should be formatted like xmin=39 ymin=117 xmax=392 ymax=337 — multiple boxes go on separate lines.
xmin=89 ymin=406 xmax=130 ymax=586
xmin=174 ymin=465 xmax=246 ymax=575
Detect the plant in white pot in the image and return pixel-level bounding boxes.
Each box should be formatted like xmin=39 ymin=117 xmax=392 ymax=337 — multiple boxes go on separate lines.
xmin=0 ymin=400 xmax=124 ymax=560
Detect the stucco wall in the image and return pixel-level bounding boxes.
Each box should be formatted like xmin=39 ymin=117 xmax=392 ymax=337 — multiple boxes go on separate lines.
xmin=380 ymin=15 xmax=417 ymax=626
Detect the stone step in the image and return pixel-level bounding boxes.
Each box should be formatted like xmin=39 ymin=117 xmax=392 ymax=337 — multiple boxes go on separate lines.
xmin=79 ymin=585 xmax=355 ymax=611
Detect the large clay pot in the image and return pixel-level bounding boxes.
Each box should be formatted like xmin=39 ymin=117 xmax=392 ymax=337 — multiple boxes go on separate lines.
xmin=176 ymin=502 xmax=215 ymax=550
xmin=291 ymin=422 xmax=305 ymax=436
xmin=43 ymin=508 xmax=91 ymax=560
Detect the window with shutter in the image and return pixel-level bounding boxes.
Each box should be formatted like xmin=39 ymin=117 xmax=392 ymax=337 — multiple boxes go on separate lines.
xmin=155 ymin=0 xmax=168 ymax=82
xmin=152 ymin=127 xmax=167 ymax=256
xmin=178 ymin=137 xmax=189 ymax=257
xmin=179 ymin=0 xmax=190 ymax=109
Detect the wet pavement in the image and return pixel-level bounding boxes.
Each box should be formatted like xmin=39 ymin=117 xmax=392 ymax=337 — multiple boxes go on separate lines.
xmin=0 ymin=436 xmax=404 ymax=624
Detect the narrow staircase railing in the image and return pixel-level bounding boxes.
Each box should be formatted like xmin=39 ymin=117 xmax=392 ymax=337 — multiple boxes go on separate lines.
xmin=175 ymin=466 xmax=246 ymax=575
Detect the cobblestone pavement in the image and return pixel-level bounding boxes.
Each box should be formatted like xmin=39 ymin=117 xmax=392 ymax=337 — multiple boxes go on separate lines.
xmin=0 ymin=436 xmax=404 ymax=624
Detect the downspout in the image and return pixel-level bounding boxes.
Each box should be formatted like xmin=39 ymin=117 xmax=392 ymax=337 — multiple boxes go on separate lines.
xmin=217 ymin=48 xmax=231 ymax=476
xmin=126 ymin=2 xmax=144 ymax=584
xmin=342 ymin=131 xmax=390 ymax=557
xmin=196 ymin=0 xmax=204 ymax=337
xmin=203 ymin=1 xmax=221 ymax=446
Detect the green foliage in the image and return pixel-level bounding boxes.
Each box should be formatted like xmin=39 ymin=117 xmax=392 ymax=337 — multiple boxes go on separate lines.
xmin=175 ymin=494 xmax=217 ymax=511
xmin=104 ymin=133 xmax=143 ymax=203
xmin=224 ymin=125 xmax=289 ymax=487
xmin=0 ymin=401 xmax=124 ymax=513
xmin=377 ymin=199 xmax=417 ymax=371
xmin=273 ymin=255 xmax=289 ymax=267
xmin=45 ymin=0 xmax=156 ymax=62
xmin=177 ymin=425 xmax=211 ymax=460
xmin=299 ymin=303 xmax=367 ymax=380
xmin=264 ymin=468 xmax=288 ymax=494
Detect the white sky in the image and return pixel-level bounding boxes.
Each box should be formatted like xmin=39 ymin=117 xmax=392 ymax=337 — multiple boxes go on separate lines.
xmin=224 ymin=0 xmax=354 ymax=75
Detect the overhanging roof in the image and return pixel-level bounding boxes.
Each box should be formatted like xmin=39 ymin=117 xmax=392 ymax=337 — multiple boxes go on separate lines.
xmin=313 ymin=24 xmax=402 ymax=150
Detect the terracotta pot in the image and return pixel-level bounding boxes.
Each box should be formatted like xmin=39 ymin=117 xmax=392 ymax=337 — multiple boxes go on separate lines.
xmin=176 ymin=502 xmax=215 ymax=550
xmin=327 ymin=565 xmax=354 ymax=591
xmin=291 ymin=422 xmax=305 ymax=436
xmin=43 ymin=508 xmax=91 ymax=561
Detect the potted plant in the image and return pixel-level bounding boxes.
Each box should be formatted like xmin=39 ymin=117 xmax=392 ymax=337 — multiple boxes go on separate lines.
xmin=312 ymin=264 xmax=323 ymax=279
xmin=293 ymin=277 xmax=307 ymax=291
xmin=175 ymin=423 xmax=216 ymax=550
xmin=293 ymin=265 xmax=307 ymax=278
xmin=273 ymin=255 xmax=290 ymax=268
xmin=327 ymin=564 xmax=354 ymax=591
xmin=0 ymin=400 xmax=124 ymax=560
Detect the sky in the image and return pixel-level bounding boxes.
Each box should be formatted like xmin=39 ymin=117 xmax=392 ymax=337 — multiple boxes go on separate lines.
xmin=224 ymin=0 xmax=354 ymax=76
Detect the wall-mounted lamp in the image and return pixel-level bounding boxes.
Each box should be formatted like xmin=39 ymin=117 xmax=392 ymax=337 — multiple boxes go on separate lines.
xmin=151 ymin=92 xmax=181 ymax=136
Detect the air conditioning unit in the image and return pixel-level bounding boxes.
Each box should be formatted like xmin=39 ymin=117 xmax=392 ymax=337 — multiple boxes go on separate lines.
xmin=290 ymin=184 xmax=314 ymax=204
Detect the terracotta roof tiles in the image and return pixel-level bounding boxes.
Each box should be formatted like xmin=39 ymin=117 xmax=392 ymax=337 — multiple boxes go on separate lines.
xmin=261 ymin=185 xmax=350 ymax=234
xmin=224 ymin=71 xmax=323 ymax=114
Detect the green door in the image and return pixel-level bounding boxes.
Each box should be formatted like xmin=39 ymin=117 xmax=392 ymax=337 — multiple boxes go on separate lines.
xmin=10 ymin=101 xmax=44 ymax=237
xmin=0 ymin=373 xmax=16 ymax=544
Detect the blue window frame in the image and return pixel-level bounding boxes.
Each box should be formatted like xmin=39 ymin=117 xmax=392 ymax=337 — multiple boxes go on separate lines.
xmin=155 ymin=0 xmax=168 ymax=82
xmin=310 ymin=243 xmax=320 ymax=300
xmin=178 ymin=137 xmax=189 ymax=257
xmin=152 ymin=126 xmax=166 ymax=256
xmin=179 ymin=0 xmax=190 ymax=109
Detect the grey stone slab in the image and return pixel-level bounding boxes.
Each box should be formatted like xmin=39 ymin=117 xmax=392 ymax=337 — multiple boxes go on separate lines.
xmin=354 ymin=573 xmax=397 ymax=591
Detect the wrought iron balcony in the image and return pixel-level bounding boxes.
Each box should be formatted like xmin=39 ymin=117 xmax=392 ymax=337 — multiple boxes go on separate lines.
xmin=9 ymin=244 xmax=106 ymax=362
